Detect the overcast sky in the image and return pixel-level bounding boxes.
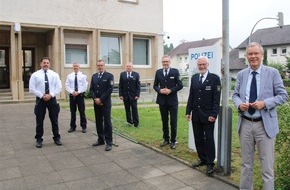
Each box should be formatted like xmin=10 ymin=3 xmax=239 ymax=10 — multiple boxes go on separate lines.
xmin=163 ymin=0 xmax=290 ymax=48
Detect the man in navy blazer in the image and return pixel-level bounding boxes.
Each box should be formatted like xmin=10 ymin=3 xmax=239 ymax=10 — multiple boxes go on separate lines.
xmin=90 ymin=60 xmax=114 ymax=151
xmin=232 ymin=42 xmax=288 ymax=190
xmin=186 ymin=56 xmax=221 ymax=176
xmin=119 ymin=62 xmax=141 ymax=127
xmin=153 ymin=55 xmax=183 ymax=149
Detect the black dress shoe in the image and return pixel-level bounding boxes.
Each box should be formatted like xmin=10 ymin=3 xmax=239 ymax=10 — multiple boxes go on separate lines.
xmin=82 ymin=128 xmax=87 ymax=133
xmin=68 ymin=128 xmax=76 ymax=133
xmin=170 ymin=143 xmax=176 ymax=149
xmin=160 ymin=140 xmax=169 ymax=147
xmin=35 ymin=141 xmax=42 ymax=148
xmin=105 ymin=145 xmax=112 ymax=151
xmin=206 ymin=165 xmax=214 ymax=176
xmin=54 ymin=139 xmax=62 ymax=146
xmin=92 ymin=141 xmax=105 ymax=146
xmin=192 ymin=160 xmax=206 ymax=168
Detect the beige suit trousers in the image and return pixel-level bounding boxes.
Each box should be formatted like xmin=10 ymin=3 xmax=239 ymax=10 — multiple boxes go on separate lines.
xmin=239 ymin=118 xmax=275 ymax=190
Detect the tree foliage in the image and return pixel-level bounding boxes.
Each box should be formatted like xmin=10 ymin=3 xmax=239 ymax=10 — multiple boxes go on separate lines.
xmin=164 ymin=43 xmax=174 ymax=55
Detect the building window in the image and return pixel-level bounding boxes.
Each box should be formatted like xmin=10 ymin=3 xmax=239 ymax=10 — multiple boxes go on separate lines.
xmin=179 ymin=57 xmax=182 ymax=62
xmin=100 ymin=36 xmax=121 ymax=65
xmin=65 ymin=44 xmax=88 ymax=65
xmin=272 ymin=48 xmax=277 ymax=55
xmin=185 ymin=56 xmax=188 ymax=61
xmin=118 ymin=0 xmax=138 ymax=4
xmin=281 ymin=48 xmax=287 ymax=55
xmin=133 ymin=38 xmax=150 ymax=66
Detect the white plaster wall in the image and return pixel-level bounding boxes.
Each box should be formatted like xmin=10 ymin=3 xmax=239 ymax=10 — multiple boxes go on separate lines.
xmin=0 ymin=0 xmax=163 ymax=33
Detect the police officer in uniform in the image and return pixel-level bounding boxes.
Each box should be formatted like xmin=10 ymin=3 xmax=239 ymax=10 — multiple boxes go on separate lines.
xmin=90 ymin=60 xmax=114 ymax=151
xmin=29 ymin=57 xmax=62 ymax=148
xmin=186 ymin=56 xmax=221 ymax=176
xmin=153 ymin=55 xmax=183 ymax=149
xmin=119 ymin=62 xmax=141 ymax=127
xmin=65 ymin=63 xmax=88 ymax=133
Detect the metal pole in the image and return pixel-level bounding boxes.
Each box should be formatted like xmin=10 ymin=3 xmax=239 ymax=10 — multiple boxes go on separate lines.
xmin=221 ymin=0 xmax=230 ymax=175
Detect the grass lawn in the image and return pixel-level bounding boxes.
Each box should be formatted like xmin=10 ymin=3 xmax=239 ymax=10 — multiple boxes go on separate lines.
xmin=63 ymin=101 xmax=266 ymax=189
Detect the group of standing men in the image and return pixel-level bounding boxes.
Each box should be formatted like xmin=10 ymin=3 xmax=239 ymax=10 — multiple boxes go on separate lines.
xmin=29 ymin=42 xmax=288 ymax=189
xmin=29 ymin=58 xmax=141 ymax=152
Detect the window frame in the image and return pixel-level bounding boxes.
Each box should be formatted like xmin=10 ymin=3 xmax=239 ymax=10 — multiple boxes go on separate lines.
xmin=281 ymin=47 xmax=287 ymax=55
xmin=133 ymin=37 xmax=152 ymax=68
xmin=272 ymin=48 xmax=277 ymax=55
xmin=64 ymin=43 xmax=89 ymax=68
xmin=100 ymin=35 xmax=122 ymax=66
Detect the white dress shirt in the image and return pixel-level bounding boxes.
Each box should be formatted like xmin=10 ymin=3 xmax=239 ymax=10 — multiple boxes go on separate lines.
xmin=65 ymin=71 xmax=88 ymax=94
xmin=29 ymin=69 xmax=62 ymax=98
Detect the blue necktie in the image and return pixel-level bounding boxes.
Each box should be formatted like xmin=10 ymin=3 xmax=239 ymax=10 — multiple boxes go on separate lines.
xmin=74 ymin=73 xmax=78 ymax=91
xmin=44 ymin=70 xmax=49 ymax=94
xmin=199 ymin=75 xmax=203 ymax=86
xmin=248 ymin=71 xmax=257 ymax=115
xmin=164 ymin=69 xmax=168 ymax=77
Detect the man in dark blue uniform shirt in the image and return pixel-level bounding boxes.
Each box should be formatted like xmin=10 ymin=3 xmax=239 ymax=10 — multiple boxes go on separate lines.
xmin=186 ymin=56 xmax=221 ymax=176
xmin=153 ymin=55 xmax=183 ymax=149
xmin=90 ymin=60 xmax=114 ymax=151
xmin=119 ymin=62 xmax=141 ymax=127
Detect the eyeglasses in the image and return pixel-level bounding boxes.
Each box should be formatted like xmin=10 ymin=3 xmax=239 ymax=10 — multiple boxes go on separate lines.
xmin=197 ymin=64 xmax=207 ymax=67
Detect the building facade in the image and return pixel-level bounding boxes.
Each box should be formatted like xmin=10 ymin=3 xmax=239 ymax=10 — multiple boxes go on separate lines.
xmin=0 ymin=0 xmax=164 ymax=102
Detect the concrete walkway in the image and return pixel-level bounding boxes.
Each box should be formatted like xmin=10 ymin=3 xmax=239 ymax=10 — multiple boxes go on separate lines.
xmin=0 ymin=103 xmax=238 ymax=190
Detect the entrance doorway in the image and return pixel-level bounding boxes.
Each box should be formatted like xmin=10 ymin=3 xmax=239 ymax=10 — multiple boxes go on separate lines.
xmin=0 ymin=47 xmax=9 ymax=89
xmin=22 ymin=48 xmax=35 ymax=88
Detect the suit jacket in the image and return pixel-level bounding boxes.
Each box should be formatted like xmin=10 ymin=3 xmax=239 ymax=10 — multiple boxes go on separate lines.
xmin=232 ymin=65 xmax=288 ymax=138
xmin=118 ymin=71 xmax=141 ymax=101
xmin=90 ymin=71 xmax=114 ymax=107
xmin=153 ymin=68 xmax=183 ymax=106
xmin=186 ymin=72 xmax=221 ymax=123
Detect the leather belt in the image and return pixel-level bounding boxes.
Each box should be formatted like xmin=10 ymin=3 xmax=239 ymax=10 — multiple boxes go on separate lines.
xmin=242 ymin=115 xmax=262 ymax=122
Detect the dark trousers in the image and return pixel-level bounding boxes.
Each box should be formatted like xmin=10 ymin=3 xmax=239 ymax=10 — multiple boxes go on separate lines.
xmin=192 ymin=120 xmax=215 ymax=165
xmin=69 ymin=94 xmax=87 ymax=129
xmin=34 ymin=97 xmax=60 ymax=141
xmin=123 ymin=99 xmax=139 ymax=126
xmin=93 ymin=104 xmax=113 ymax=145
xmin=159 ymin=104 xmax=178 ymax=143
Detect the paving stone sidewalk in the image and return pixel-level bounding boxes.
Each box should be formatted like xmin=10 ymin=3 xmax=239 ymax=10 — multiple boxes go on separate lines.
xmin=0 ymin=103 xmax=238 ymax=190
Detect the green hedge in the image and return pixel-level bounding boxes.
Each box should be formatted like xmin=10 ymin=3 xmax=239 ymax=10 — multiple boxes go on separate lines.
xmin=275 ymin=103 xmax=290 ymax=190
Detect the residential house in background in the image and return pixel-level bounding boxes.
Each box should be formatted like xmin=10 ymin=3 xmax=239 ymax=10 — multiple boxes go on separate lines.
xmin=236 ymin=25 xmax=290 ymax=65
xmin=168 ymin=37 xmax=222 ymax=75
xmin=229 ymin=25 xmax=290 ymax=79
xmin=0 ymin=0 xmax=164 ymax=102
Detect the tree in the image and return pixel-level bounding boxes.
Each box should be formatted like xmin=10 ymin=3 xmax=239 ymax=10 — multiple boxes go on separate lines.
xmin=164 ymin=43 xmax=174 ymax=55
xmin=285 ymin=52 xmax=290 ymax=71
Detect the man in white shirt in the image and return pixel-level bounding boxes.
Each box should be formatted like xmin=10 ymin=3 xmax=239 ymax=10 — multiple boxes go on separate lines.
xmin=65 ymin=63 xmax=88 ymax=133
xmin=29 ymin=57 xmax=62 ymax=148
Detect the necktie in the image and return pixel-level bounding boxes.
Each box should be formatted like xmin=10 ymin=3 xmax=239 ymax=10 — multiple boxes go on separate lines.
xmin=98 ymin=73 xmax=102 ymax=78
xmin=74 ymin=73 xmax=78 ymax=91
xmin=248 ymin=71 xmax=257 ymax=115
xmin=164 ymin=69 xmax=168 ymax=77
xmin=44 ymin=70 xmax=49 ymax=94
xmin=127 ymin=72 xmax=130 ymax=79
xmin=199 ymin=75 xmax=203 ymax=86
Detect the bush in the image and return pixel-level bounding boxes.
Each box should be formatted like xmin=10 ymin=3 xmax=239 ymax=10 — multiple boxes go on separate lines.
xmin=275 ymin=103 xmax=290 ymax=189
xmin=84 ymin=90 xmax=91 ymax=99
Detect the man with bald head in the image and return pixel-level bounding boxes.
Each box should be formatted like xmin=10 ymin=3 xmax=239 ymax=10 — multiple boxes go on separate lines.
xmin=119 ymin=62 xmax=141 ymax=127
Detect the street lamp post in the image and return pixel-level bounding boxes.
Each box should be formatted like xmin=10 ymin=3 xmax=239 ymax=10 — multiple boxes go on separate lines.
xmin=248 ymin=12 xmax=284 ymax=44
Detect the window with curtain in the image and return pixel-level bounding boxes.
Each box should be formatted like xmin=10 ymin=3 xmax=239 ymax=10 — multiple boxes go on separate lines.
xmin=100 ymin=36 xmax=121 ymax=65
xmin=65 ymin=44 xmax=88 ymax=65
xmin=133 ymin=38 xmax=150 ymax=65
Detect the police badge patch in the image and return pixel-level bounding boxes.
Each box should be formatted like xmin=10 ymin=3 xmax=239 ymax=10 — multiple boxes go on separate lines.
xmin=110 ymin=80 xmax=114 ymax=86
xmin=217 ymin=85 xmax=221 ymax=91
